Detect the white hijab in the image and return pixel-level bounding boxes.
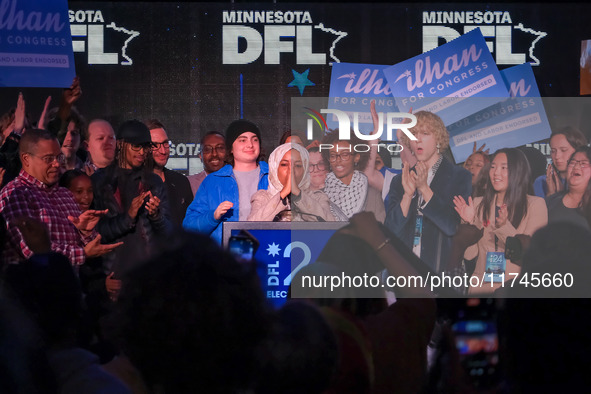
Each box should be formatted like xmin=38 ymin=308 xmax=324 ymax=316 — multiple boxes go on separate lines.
xmin=267 ymin=143 xmax=311 ymax=195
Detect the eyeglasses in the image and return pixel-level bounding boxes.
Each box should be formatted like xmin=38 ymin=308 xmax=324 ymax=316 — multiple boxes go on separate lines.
xmin=568 ymin=159 xmax=590 ymax=169
xmin=202 ymin=145 xmax=227 ymax=155
xmin=309 ymin=162 xmax=327 ymax=172
xmin=328 ymin=152 xmax=352 ymax=162
xmin=130 ymin=144 xmax=152 ymax=152
xmin=152 ymin=141 xmax=170 ymax=150
xmin=28 ymin=153 xmax=66 ymax=165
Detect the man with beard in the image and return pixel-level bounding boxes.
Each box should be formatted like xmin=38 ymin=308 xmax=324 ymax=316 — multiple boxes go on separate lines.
xmin=146 ymin=119 xmax=193 ymax=227
xmin=92 ymin=120 xmax=172 ymax=286
xmin=187 ymin=131 xmax=227 ymax=195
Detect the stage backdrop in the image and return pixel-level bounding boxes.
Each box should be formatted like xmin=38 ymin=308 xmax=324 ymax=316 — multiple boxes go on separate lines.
xmin=2 ymin=2 xmax=591 ymax=173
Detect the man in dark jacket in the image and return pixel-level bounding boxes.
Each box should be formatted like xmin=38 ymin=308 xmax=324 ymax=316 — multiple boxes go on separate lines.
xmin=146 ymin=119 xmax=193 ymax=227
xmin=92 ymin=120 xmax=172 ymax=294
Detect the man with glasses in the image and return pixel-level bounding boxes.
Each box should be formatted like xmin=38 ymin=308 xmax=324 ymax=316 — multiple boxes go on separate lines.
xmin=0 ymin=129 xmax=119 ymax=266
xmin=92 ymin=120 xmax=172 ymax=286
xmin=187 ymin=131 xmax=228 ymax=195
xmin=146 ymin=119 xmax=193 ymax=227
xmin=307 ymin=147 xmax=328 ymax=191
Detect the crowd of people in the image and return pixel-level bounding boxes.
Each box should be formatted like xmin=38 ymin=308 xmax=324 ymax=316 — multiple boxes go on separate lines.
xmin=1 ymin=80 xmax=590 ymax=393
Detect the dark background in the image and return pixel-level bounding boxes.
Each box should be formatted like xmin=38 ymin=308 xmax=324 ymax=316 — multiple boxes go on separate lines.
xmin=2 ymin=2 xmax=590 ymax=172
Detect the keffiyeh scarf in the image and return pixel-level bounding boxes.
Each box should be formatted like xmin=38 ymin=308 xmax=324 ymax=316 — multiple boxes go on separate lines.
xmin=324 ymin=170 xmax=368 ymax=219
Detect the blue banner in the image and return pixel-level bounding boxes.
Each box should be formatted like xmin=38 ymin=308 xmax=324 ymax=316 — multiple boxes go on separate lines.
xmin=232 ymin=228 xmax=339 ymax=308
xmin=0 ymin=0 xmax=75 ymax=87
xmin=501 ymin=63 xmax=543 ymax=97
xmin=447 ymin=63 xmax=552 ymax=163
xmin=383 ymin=29 xmax=509 ymax=126
xmin=327 ymin=62 xmax=399 ymax=135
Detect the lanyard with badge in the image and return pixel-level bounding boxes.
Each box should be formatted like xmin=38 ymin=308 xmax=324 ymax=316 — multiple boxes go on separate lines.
xmin=484 ymin=206 xmax=506 ymax=283
xmin=411 ymin=157 xmax=442 ymax=258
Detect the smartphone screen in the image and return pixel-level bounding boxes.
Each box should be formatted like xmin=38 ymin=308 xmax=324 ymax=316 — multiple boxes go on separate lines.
xmin=228 ymin=236 xmax=255 ymax=263
xmin=452 ymin=319 xmax=499 ymax=387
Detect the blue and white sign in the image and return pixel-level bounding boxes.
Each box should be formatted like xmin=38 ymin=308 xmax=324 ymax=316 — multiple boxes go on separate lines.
xmin=0 ymin=0 xmax=75 ymax=87
xmin=447 ymin=63 xmax=551 ymax=163
xmin=327 ymin=62 xmax=399 ymax=135
xmin=501 ymin=63 xmax=543 ymax=98
xmin=231 ymin=227 xmax=339 ymax=308
xmin=383 ymin=29 xmax=509 ymax=125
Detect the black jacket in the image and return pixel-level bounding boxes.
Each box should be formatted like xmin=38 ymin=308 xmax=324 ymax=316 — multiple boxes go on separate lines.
xmin=163 ymin=167 xmax=194 ymax=227
xmin=385 ymin=158 xmax=472 ymax=272
xmin=91 ymin=166 xmax=172 ymax=276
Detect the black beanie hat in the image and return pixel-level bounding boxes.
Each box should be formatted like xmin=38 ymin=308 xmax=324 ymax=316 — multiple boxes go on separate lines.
xmin=225 ymin=119 xmax=261 ymax=148
xmin=117 ymin=120 xmax=152 ymax=145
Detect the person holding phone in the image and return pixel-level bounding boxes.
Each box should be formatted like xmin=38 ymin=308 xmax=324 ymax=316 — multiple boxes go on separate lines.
xmin=454 ymin=148 xmax=548 ymax=293
xmin=533 ymin=126 xmax=587 ymax=198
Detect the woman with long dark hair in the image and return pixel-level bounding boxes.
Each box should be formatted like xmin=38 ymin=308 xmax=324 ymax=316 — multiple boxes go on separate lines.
xmin=454 ymin=148 xmax=548 ymax=293
xmin=464 ymin=151 xmax=490 ymax=197
xmin=546 ymin=146 xmax=591 ymax=229
xmin=533 ymin=126 xmax=587 ymax=197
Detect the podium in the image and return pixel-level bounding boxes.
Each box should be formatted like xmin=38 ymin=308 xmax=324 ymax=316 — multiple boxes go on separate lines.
xmin=222 ymin=221 xmax=347 ymax=308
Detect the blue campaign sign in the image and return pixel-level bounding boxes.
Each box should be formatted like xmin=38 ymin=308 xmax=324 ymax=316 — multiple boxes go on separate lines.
xmin=500 ymin=63 xmax=543 ymax=97
xmin=227 ymin=223 xmax=345 ymax=308
xmin=0 ymin=0 xmax=75 ymax=87
xmin=383 ymin=29 xmax=509 ymax=126
xmin=327 ymin=62 xmax=399 ymax=135
xmin=447 ymin=63 xmax=551 ymax=163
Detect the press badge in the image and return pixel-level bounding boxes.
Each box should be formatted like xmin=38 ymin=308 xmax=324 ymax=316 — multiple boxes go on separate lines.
xmin=484 ymin=251 xmax=506 ymax=283
xmin=413 ymin=216 xmax=423 ymax=247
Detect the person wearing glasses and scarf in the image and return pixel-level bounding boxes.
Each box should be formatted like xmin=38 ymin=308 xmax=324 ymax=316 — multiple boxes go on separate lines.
xmin=247 ymin=143 xmax=334 ymax=222
xmin=92 ymin=120 xmax=172 ymax=285
xmin=320 ymin=129 xmax=386 ymax=223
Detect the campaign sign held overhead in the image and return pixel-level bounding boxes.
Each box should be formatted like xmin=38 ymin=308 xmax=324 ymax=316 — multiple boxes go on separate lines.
xmin=0 ymin=0 xmax=75 ymax=87
xmin=383 ymin=29 xmax=509 ymax=126
xmin=447 ymin=63 xmax=551 ymax=163
xmin=327 ymin=62 xmax=400 ymax=135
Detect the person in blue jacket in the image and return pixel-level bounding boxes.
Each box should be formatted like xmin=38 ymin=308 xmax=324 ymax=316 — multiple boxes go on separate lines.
xmin=183 ymin=120 xmax=268 ymax=243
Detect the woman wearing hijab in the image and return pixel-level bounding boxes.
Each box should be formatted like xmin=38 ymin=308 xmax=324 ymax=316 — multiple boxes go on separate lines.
xmin=248 ymin=143 xmax=333 ymax=222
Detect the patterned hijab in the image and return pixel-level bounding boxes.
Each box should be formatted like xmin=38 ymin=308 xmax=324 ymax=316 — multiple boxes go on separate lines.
xmin=267 ymin=143 xmax=311 ymax=195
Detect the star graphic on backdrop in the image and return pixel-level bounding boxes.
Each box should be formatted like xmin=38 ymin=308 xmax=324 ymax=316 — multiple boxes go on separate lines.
xmin=288 ymin=69 xmax=315 ymax=96
xmin=267 ymin=242 xmax=281 ymax=257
